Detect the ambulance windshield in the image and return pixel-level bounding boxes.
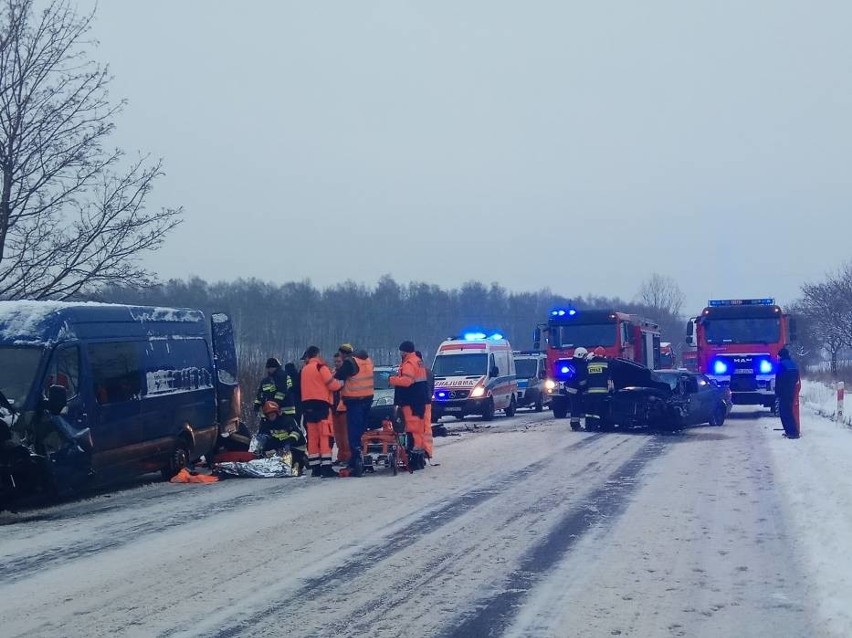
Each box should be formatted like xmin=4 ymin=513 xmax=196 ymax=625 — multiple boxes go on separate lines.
xmin=432 ymin=354 xmax=488 ymax=377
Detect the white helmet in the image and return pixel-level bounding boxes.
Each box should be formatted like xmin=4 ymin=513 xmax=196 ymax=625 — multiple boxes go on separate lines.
xmin=573 ymin=347 xmax=588 ymax=359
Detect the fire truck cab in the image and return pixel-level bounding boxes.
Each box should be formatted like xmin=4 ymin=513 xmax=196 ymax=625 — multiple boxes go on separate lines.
xmin=686 ymin=299 xmax=796 ymax=411
xmin=535 ymin=308 xmax=661 ymax=419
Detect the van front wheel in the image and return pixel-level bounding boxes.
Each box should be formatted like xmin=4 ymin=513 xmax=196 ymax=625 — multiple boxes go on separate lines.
xmin=162 ymin=440 xmax=190 ymax=480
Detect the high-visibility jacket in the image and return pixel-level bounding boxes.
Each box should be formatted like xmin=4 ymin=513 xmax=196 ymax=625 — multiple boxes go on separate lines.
xmin=391 ymin=353 xmax=426 ymax=411
xmin=254 ymin=368 xmax=296 ymax=414
xmin=586 ymin=359 xmax=611 ymax=394
xmin=341 ymin=356 xmax=375 ymax=399
xmin=301 ymin=357 xmax=342 ymax=404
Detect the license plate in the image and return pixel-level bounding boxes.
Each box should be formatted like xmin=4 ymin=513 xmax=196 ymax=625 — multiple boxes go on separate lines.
xmin=445 ymin=407 xmax=462 ymax=413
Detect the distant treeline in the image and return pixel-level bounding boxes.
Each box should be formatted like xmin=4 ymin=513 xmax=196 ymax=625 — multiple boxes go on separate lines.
xmin=91 ymin=275 xmax=685 ymax=425
xmin=94 ymin=275 xmax=685 ymax=365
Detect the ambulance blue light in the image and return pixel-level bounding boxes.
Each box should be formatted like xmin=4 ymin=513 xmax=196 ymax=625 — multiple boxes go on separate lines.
xmin=713 ymin=360 xmax=729 ymax=375
xmin=568 ymin=309 xmax=577 ymax=316
xmin=759 ymin=359 xmax=773 ymax=374
xmin=463 ymin=332 xmax=487 ymax=341
xmin=490 ymin=333 xmax=503 ymax=340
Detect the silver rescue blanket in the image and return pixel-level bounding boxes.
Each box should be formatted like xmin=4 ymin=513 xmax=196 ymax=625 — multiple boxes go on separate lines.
xmin=215 ymin=453 xmax=293 ymax=478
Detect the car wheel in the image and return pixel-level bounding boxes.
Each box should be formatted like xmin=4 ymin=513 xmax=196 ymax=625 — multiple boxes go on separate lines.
xmin=505 ymin=396 xmax=516 ymax=417
xmin=482 ymin=399 xmax=495 ymax=421
xmin=162 ymin=439 xmax=190 ymax=480
xmin=709 ymin=403 xmax=727 ymax=427
xmin=534 ymin=396 xmax=544 ymax=412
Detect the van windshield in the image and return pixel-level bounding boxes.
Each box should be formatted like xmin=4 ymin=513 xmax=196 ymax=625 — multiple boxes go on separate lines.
xmin=0 ymin=346 xmax=43 ymax=407
xmin=432 ymin=354 xmax=487 ymax=377
xmin=514 ymin=358 xmax=539 ymax=379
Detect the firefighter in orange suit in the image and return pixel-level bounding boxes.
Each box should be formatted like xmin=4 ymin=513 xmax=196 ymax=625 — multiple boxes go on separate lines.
xmin=415 ymin=350 xmax=434 ymax=459
xmin=300 ymin=346 xmax=342 ymax=477
xmin=390 ymin=341 xmax=428 ymax=451
xmin=331 ymin=352 xmax=350 ymax=465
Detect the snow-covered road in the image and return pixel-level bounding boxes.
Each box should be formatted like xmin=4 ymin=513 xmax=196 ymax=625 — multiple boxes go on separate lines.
xmin=1 ymin=407 xmax=848 ymax=637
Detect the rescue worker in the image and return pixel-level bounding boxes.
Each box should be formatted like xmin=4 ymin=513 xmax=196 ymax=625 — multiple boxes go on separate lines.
xmin=284 ymin=362 xmax=302 ymax=424
xmin=390 ymin=341 xmax=428 ymax=451
xmin=775 ymin=347 xmax=801 ymax=439
xmin=300 ymin=346 xmax=342 ymax=477
xmin=331 ymin=352 xmax=350 ymax=466
xmin=253 ymin=358 xmax=292 ymax=415
xmin=258 ymin=401 xmax=308 ymax=475
xmin=415 ymin=351 xmax=434 ymax=459
xmin=565 ymin=347 xmax=589 ymax=431
xmin=584 ymin=349 xmax=612 ymax=431
xmin=336 ymin=345 xmax=375 ymax=477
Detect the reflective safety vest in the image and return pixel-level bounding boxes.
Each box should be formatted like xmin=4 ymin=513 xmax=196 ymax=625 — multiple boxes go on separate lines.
xmin=342 ymin=356 xmax=375 ymax=399
xmin=586 ymin=359 xmax=610 ymax=394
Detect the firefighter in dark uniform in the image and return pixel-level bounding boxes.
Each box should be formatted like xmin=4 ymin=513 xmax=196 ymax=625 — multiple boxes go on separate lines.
xmin=584 ymin=348 xmax=612 ymax=431
xmin=565 ymin=347 xmax=589 ymax=431
xmin=253 ymin=357 xmax=295 ymax=417
xmin=775 ymin=347 xmax=801 ymax=439
xmin=258 ymin=401 xmax=308 ymax=475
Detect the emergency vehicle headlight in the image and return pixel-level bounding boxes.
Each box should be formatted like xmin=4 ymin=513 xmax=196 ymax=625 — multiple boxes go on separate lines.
xmin=470 ymin=386 xmax=485 ymax=398
xmin=544 ymin=379 xmax=556 ymax=390
xmin=713 ymin=360 xmax=729 ymax=375
xmin=758 ymin=359 xmax=773 ymax=374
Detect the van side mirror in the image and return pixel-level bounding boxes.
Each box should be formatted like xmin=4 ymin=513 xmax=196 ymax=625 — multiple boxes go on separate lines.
xmin=538 ymin=370 xmax=547 ymax=380
xmin=490 ymin=366 xmax=499 ymax=378
xmin=789 ymin=317 xmax=798 ymax=342
xmin=47 ymin=384 xmax=68 ymax=415
xmin=533 ymin=327 xmax=542 ymax=351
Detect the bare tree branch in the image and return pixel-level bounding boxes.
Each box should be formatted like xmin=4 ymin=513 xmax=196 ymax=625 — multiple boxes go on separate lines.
xmin=0 ymin=0 xmax=181 ymax=299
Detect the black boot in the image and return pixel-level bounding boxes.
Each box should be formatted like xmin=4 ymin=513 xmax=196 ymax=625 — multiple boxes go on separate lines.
xmin=310 ymin=465 xmax=321 ymax=477
xmin=321 ymin=464 xmax=337 ymax=478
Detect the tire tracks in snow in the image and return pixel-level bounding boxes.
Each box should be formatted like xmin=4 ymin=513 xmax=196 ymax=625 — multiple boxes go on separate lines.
xmin=181 ymin=433 xmax=611 ymax=638
xmin=439 ymin=436 xmax=670 ymax=638
xmin=199 ymin=434 xmax=657 ymax=638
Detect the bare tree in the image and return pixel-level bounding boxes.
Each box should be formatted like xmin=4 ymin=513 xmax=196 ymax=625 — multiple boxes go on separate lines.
xmin=799 ymin=265 xmax=852 ymax=376
xmin=0 ymin=0 xmax=181 ymax=300
xmin=637 ymin=273 xmax=685 ymax=318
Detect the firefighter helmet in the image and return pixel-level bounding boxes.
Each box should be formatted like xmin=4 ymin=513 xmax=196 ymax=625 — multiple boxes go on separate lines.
xmin=261 ymin=401 xmax=280 ymax=416
xmin=573 ymin=347 xmax=588 ymax=359
xmin=594 ymin=346 xmax=606 ymax=357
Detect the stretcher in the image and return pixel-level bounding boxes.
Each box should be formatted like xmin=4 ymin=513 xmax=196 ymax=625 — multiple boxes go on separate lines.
xmin=360 ymin=418 xmax=412 ymax=475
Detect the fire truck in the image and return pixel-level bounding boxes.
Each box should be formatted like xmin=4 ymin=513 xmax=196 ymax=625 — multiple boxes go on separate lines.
xmin=686 ymin=299 xmax=796 ymax=411
xmin=534 ymin=308 xmax=661 ymax=419
xmin=681 ymin=346 xmax=698 ymax=372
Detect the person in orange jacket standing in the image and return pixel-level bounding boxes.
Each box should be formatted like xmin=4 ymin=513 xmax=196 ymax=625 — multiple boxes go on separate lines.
xmin=415 ymin=350 xmax=434 ymax=459
xmin=300 ymin=346 xmax=342 ymax=477
xmin=390 ymin=341 xmax=428 ymax=451
xmin=331 ymin=351 xmax=350 ymax=466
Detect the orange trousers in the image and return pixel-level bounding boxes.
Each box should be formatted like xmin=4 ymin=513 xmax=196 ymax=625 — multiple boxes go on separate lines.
xmin=401 ymin=405 xmax=425 ymax=450
xmin=307 ymin=419 xmax=333 ymax=468
xmin=332 ymin=411 xmax=350 ymax=463
xmin=422 ymin=404 xmax=434 ymax=459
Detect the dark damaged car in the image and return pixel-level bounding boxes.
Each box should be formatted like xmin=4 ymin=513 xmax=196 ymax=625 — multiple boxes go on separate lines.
xmin=583 ymin=358 xmax=732 ymax=432
xmin=0 ymin=301 xmax=240 ymax=510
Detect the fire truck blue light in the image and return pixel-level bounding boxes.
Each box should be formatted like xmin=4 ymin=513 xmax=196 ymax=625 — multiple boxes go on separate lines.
xmin=713 ymin=360 xmax=729 ymax=375
xmin=759 ymin=359 xmax=773 ymax=374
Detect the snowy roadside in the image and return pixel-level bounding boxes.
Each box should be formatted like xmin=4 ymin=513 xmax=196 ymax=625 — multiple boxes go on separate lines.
xmin=800 ymin=379 xmax=850 ymax=427
xmin=767 ymin=403 xmax=852 ymax=636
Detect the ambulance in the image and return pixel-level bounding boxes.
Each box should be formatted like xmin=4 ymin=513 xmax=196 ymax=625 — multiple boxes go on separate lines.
xmin=431 ymin=332 xmax=518 ymax=421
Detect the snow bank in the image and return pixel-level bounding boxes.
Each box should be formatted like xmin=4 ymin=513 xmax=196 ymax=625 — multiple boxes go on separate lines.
xmin=768 ymin=405 xmax=852 ymax=636
xmin=800 ymin=379 xmax=850 ymax=427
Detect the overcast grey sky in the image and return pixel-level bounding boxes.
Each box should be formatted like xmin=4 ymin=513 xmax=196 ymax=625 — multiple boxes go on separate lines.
xmin=82 ymin=1 xmax=851 ymax=313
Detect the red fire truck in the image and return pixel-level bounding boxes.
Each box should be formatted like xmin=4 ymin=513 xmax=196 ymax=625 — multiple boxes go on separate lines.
xmin=534 ymin=308 xmax=661 ymax=419
xmin=686 ymin=299 xmax=796 ymax=412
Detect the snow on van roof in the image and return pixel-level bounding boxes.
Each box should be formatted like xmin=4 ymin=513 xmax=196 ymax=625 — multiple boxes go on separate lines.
xmin=0 ymin=300 xmax=204 ymax=345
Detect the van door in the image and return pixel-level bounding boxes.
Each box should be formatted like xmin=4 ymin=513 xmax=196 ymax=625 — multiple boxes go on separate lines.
xmin=211 ymin=313 xmax=240 ymax=430
xmin=85 ymin=341 xmax=144 ymax=470
xmin=43 ymin=344 xmax=86 ymax=431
